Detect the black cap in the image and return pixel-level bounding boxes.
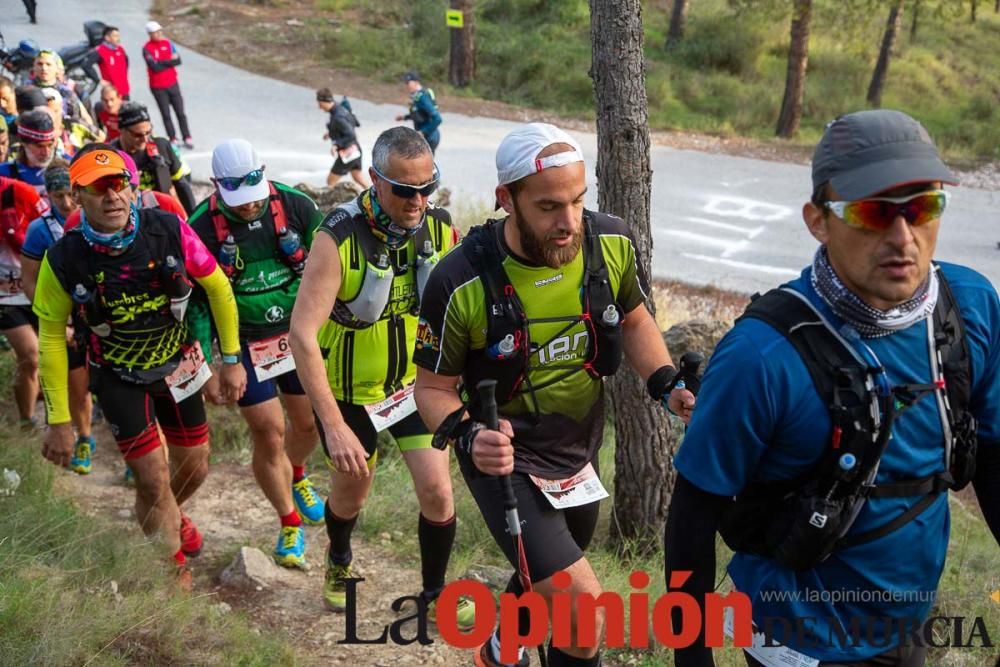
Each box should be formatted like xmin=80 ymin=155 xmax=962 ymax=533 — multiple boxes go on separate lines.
xmin=402 ymin=71 xmax=420 ymax=82
xmin=316 ymin=87 xmax=334 ymax=103
xmin=812 ymin=109 xmax=956 ymax=200
xmin=118 ymin=101 xmax=151 ymax=128
xmin=15 ymin=85 xmax=47 ymax=114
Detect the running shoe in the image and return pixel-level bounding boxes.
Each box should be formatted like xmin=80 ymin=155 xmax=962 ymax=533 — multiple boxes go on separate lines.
xmin=473 ymin=641 xmax=530 ymax=667
xmin=179 ymin=513 xmax=203 ymax=557
xmin=69 ymin=436 xmax=94 ymax=475
xmin=427 ymin=594 xmax=477 ymax=631
xmin=273 ymin=525 xmax=306 ymax=569
xmin=323 ymin=561 xmax=353 ymax=611
xmin=183 ymin=137 xmax=194 ymax=149
xmin=292 ymin=475 xmax=325 ymax=525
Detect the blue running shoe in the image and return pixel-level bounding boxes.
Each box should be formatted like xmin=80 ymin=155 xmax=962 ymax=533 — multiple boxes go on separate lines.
xmin=292 ymin=476 xmax=325 ymax=525
xmin=273 ymin=525 xmax=306 ymax=568
xmin=69 ymin=436 xmax=94 ymax=475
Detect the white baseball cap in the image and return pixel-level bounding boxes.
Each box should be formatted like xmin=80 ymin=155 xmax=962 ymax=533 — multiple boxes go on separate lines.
xmin=145 ymin=21 xmax=163 ymax=34
xmin=495 ymin=122 xmax=584 ymax=186
xmin=211 ymin=139 xmax=269 ymax=208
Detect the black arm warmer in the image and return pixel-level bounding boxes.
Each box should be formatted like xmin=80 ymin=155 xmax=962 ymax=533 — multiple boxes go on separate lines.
xmin=973 ymin=441 xmax=1000 ymax=546
xmin=664 ymin=473 xmax=729 ymax=667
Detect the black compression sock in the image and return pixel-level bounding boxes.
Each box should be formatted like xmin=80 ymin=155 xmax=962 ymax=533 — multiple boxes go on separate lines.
xmin=418 ymin=513 xmax=457 ymax=598
xmin=325 ymin=502 xmax=358 ymax=566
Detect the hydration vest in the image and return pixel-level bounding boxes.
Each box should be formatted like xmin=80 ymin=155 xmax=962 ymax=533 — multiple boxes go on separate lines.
xmin=718 ymin=267 xmax=976 ymax=571
xmin=326 ymin=197 xmax=439 ymax=329
xmin=460 ymin=212 xmax=624 ymax=407
xmin=208 ymin=182 xmax=303 ymax=279
xmin=52 ymin=210 xmax=190 ymax=378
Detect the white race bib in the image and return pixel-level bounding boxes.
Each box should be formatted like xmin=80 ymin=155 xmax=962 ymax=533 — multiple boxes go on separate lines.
xmin=365 ymin=384 xmax=417 ymax=432
xmin=165 ymin=341 xmax=212 ymax=403
xmin=529 ymin=462 xmax=609 ymax=509
xmin=248 ymin=332 xmax=296 ymax=382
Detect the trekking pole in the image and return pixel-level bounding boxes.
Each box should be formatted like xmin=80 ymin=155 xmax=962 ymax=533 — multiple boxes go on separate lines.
xmin=476 ymin=380 xmax=532 ymax=592
xmin=477 ymin=380 xmax=546 ymax=667
xmin=666 ymin=351 xmax=705 ymax=396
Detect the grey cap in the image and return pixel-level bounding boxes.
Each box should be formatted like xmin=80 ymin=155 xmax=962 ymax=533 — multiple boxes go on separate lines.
xmin=811 ymin=109 xmax=956 ymax=200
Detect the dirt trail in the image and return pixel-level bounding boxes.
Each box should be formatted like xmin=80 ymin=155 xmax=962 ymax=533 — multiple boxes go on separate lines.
xmin=56 ymin=428 xmax=473 ymax=666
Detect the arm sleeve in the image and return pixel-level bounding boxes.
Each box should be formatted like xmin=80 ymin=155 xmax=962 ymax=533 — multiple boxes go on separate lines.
xmin=179 ymin=220 xmax=218 ymax=278
xmin=194 ymin=266 xmax=240 ymax=356
xmin=32 ymin=258 xmax=73 ymax=424
xmin=664 ymin=474 xmax=729 ymax=667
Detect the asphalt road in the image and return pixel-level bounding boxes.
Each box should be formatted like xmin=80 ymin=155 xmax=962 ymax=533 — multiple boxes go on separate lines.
xmin=9 ymin=0 xmax=998 ymax=294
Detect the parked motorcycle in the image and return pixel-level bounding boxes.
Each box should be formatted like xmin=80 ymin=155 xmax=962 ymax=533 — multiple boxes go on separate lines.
xmin=58 ymin=21 xmax=106 ymax=114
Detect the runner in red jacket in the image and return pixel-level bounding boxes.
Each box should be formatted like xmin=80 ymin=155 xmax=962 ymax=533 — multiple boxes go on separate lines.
xmin=95 ymin=26 xmax=131 ymax=99
xmin=142 ymin=21 xmax=192 ymax=148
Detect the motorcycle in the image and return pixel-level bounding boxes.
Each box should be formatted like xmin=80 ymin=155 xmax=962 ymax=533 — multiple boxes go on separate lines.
xmin=0 ymin=32 xmax=40 ymax=86
xmin=58 ymin=21 xmax=106 ymax=115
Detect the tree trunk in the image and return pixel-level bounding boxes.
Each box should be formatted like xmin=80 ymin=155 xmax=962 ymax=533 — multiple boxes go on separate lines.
xmin=666 ymin=0 xmax=690 ymax=48
xmin=590 ymin=0 xmax=671 ymax=551
xmin=448 ymin=0 xmax=475 ymax=87
xmin=910 ymin=0 xmax=920 ymax=40
xmin=866 ymin=0 xmax=905 ymax=108
xmin=971 ymin=0 xmax=977 ymax=21
xmin=775 ymin=0 xmax=813 ymax=138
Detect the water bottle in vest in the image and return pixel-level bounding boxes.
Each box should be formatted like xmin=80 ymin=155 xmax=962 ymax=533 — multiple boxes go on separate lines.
xmin=219 ymin=234 xmax=238 ymax=278
xmin=163 ymin=255 xmax=192 ymax=322
xmin=600 ymin=304 xmax=620 ymax=327
xmin=72 ymin=283 xmax=110 ymax=337
xmin=278 ymin=227 xmax=307 ymax=274
xmin=487 ymin=333 xmax=517 ymax=360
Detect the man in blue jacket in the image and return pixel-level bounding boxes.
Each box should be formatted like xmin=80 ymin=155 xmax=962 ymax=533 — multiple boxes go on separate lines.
xmin=395 ymin=72 xmax=442 ymax=154
xmin=665 ymin=109 xmax=1000 ymax=667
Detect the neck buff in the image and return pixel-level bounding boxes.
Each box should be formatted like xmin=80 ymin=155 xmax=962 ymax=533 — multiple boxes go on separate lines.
xmin=811 ymin=245 xmax=938 ymax=338
xmin=361 ymin=188 xmax=424 ymax=249
xmin=80 ymin=204 xmax=140 ymax=253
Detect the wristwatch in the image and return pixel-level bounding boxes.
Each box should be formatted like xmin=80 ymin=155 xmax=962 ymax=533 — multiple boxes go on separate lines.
xmin=221 ymin=351 xmax=241 ymax=365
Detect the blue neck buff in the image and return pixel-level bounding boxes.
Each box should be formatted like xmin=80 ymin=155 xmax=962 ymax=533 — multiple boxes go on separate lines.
xmin=80 ymin=205 xmax=140 ymax=253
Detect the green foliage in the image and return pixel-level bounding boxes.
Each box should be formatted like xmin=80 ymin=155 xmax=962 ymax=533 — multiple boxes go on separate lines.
xmin=307 ymin=0 xmax=1000 ymax=159
xmin=670 ymin=13 xmax=771 ymax=77
xmin=0 ymin=424 xmax=293 ymax=666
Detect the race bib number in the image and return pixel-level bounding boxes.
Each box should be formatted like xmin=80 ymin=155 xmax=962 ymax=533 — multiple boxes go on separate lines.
xmin=248 ymin=332 xmax=295 ymax=382
xmin=337 ymin=143 xmax=362 ymax=163
xmin=166 ymin=341 xmax=212 ymax=403
xmin=365 ymin=384 xmax=417 ymax=432
xmin=723 ymin=607 xmax=819 ymax=667
xmin=529 ymin=463 xmax=609 ymax=509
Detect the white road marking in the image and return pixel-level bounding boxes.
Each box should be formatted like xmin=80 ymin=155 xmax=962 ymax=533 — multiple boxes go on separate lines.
xmin=681 ymin=253 xmax=800 ymax=276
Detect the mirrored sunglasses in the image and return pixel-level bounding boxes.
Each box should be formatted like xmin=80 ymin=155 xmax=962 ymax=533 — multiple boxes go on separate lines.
xmin=824 ymin=190 xmax=949 ymax=232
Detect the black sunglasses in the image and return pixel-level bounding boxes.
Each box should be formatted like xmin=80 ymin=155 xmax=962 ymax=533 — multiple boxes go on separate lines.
xmin=372 ymin=165 xmax=439 ymax=199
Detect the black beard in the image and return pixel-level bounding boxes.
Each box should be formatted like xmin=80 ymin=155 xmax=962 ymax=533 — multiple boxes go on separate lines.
xmin=511 ymin=198 xmax=583 ymax=269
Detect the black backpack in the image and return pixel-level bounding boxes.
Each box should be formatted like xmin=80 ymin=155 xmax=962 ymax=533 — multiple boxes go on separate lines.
xmin=718 ymin=269 xmax=977 ymax=571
